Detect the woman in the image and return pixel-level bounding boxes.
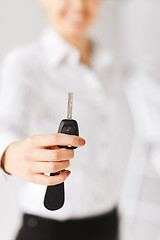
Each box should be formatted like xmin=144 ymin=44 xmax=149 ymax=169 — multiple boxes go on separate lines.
xmin=0 ymin=0 xmax=133 ymax=239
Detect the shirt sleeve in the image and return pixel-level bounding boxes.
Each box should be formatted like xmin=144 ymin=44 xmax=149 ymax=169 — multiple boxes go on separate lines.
xmin=124 ymin=70 xmax=160 ymax=175
xmin=137 ymin=73 xmax=160 ymax=175
xmin=0 ymin=49 xmax=35 ymax=181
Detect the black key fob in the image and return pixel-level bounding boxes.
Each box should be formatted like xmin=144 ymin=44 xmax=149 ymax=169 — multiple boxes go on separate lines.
xmin=44 ymin=119 xmax=79 ymax=211
xmin=58 ymin=119 xmax=79 ymax=149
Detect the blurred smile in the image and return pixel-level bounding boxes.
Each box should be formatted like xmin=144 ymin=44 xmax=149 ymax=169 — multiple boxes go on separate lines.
xmin=64 ymin=12 xmax=87 ymax=24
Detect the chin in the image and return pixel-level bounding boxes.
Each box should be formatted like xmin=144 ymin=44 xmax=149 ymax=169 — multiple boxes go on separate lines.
xmin=64 ymin=24 xmax=87 ymax=38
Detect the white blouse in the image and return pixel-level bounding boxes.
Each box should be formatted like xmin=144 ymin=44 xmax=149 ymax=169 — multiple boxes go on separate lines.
xmin=0 ymin=27 xmax=133 ymax=220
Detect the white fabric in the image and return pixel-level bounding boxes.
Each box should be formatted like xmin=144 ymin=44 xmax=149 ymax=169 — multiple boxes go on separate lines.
xmin=0 ymin=27 xmax=133 ymax=220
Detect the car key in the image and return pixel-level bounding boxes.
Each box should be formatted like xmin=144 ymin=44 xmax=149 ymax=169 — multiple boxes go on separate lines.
xmin=44 ymin=93 xmax=79 ymax=210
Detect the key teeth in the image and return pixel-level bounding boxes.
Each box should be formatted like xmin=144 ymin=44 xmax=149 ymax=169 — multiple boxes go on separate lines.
xmin=67 ymin=93 xmax=73 ymax=120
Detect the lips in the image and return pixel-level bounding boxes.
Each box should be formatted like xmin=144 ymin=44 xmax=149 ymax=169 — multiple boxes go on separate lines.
xmin=64 ymin=13 xmax=86 ymax=23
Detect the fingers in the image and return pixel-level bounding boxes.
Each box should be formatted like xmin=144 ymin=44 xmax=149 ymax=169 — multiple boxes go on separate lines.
xmin=23 ymin=133 xmax=85 ymax=186
xmin=28 ymin=133 xmax=85 ymax=148
xmin=31 ymin=170 xmax=71 ymax=186
xmin=29 ymin=148 xmax=74 ymax=162
xmin=31 ymin=160 xmax=70 ymax=174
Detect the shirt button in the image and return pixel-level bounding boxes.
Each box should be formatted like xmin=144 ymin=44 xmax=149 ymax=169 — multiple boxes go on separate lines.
xmin=27 ymin=217 xmax=38 ymax=228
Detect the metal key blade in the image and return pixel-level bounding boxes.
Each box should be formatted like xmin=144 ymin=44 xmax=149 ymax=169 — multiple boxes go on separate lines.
xmin=67 ymin=92 xmax=73 ymax=120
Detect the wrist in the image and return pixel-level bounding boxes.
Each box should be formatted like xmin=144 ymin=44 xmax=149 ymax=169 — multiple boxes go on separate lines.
xmin=1 ymin=149 xmax=11 ymax=175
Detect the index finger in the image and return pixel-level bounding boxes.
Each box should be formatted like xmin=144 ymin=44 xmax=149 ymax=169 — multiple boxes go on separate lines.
xmin=29 ymin=133 xmax=86 ymax=148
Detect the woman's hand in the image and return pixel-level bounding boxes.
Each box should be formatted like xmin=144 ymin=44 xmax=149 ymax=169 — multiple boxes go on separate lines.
xmin=1 ymin=133 xmax=85 ymax=186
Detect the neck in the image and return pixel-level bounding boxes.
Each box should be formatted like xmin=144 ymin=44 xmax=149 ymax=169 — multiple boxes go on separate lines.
xmin=61 ymin=33 xmax=92 ymax=66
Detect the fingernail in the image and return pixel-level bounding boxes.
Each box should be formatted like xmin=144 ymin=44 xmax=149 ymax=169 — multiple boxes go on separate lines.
xmin=67 ymin=171 xmax=71 ymax=177
xmin=79 ymin=138 xmax=86 ymax=146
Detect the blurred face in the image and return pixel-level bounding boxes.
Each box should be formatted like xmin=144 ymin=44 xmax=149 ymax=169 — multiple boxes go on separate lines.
xmin=40 ymin=0 xmax=101 ymax=38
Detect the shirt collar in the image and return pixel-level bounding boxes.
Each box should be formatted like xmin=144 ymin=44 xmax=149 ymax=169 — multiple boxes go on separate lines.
xmin=39 ymin=27 xmax=113 ymax=70
xmin=90 ymin=41 xmax=114 ymax=72
xmin=40 ymin=27 xmax=80 ymax=67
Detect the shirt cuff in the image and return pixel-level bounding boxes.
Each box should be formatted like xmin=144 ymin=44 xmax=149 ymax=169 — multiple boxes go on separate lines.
xmin=0 ymin=135 xmax=20 ymax=182
xmin=0 ymin=167 xmax=10 ymax=181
